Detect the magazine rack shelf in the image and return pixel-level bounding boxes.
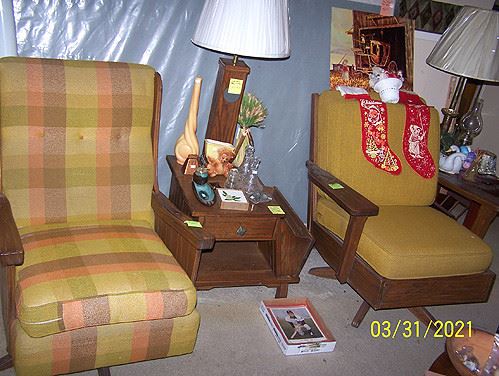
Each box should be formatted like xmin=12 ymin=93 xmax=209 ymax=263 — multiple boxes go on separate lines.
xmin=166 ymin=156 xmax=314 ymax=297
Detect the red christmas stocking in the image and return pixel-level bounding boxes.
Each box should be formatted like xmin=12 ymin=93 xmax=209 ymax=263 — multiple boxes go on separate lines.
xmin=357 ymin=98 xmax=402 ymax=175
xmin=402 ymin=103 xmax=436 ymax=179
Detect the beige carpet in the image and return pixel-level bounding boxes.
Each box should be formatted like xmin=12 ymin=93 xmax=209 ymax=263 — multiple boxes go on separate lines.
xmin=1 ymin=219 xmax=498 ymax=376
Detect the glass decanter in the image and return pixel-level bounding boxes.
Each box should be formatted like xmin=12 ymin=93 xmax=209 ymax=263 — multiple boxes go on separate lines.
xmin=245 ymin=158 xmax=262 ymax=195
xmin=245 ymin=158 xmax=272 ymax=204
xmin=224 ymin=168 xmax=239 ymax=189
xmin=236 ymin=145 xmax=255 ymax=191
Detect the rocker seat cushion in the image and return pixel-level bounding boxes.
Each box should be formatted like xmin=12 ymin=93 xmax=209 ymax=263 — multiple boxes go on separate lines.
xmin=316 ymin=196 xmax=493 ymax=279
xmin=16 ymin=220 xmax=197 ymax=338
xmin=13 ymin=313 xmax=200 ymax=376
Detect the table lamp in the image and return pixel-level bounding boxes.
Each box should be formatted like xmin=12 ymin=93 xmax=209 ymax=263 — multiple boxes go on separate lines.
xmin=426 ymin=6 xmax=498 ymax=137
xmin=192 ymin=0 xmax=290 ymax=144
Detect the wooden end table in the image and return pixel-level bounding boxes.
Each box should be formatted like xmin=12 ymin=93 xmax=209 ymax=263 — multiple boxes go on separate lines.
xmin=436 ymin=172 xmax=499 ymax=239
xmin=166 ymin=156 xmax=314 ymax=298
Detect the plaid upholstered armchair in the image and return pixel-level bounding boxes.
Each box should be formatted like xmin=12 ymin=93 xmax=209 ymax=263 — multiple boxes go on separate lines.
xmin=0 ymin=57 xmax=214 ymax=375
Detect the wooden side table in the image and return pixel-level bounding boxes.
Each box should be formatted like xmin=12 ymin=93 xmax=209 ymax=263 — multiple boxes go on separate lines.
xmin=436 ymin=172 xmax=499 ymax=239
xmin=166 ymin=156 xmax=314 ymax=298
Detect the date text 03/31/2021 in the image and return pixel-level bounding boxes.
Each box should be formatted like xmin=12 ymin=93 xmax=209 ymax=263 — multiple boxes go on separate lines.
xmin=370 ymin=320 xmax=472 ymax=339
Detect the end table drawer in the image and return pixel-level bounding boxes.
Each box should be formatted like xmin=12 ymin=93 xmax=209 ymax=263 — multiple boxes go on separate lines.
xmin=202 ymin=216 xmax=277 ymax=240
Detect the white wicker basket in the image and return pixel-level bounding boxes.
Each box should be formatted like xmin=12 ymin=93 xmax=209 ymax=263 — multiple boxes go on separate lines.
xmin=373 ymin=77 xmax=403 ymax=103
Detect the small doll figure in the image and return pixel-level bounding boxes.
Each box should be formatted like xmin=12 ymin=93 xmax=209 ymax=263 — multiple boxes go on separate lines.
xmin=206 ymin=147 xmax=235 ymax=177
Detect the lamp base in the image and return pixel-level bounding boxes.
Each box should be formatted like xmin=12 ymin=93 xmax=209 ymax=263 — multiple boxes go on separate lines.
xmin=440 ymin=107 xmax=460 ymax=136
xmin=440 ymin=76 xmax=467 ymax=135
xmin=441 ymin=108 xmax=459 ymax=117
xmin=205 ymin=58 xmax=250 ymax=144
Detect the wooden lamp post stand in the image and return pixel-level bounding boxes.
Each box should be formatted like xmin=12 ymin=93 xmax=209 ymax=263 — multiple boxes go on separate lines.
xmin=204 ymin=57 xmax=250 ymax=144
xmin=192 ymin=0 xmax=289 ymax=144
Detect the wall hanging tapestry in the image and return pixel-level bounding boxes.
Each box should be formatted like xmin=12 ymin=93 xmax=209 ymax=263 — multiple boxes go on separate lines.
xmin=397 ymin=0 xmax=461 ymax=34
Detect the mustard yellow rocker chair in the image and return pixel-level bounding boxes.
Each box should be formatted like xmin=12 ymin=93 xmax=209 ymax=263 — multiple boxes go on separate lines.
xmin=0 ymin=57 xmax=214 ymax=375
xmin=307 ymin=90 xmax=495 ymax=328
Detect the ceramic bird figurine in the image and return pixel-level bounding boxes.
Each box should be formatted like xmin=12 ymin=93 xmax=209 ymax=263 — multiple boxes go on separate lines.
xmin=439 ymin=145 xmax=466 ymax=174
xmin=175 ymin=76 xmax=202 ymax=165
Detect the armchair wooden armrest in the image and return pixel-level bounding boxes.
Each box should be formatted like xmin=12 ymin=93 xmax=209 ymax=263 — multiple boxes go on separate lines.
xmin=0 ymin=194 xmax=24 ymax=267
xmin=0 ymin=193 xmax=23 ymax=356
xmin=151 ymin=191 xmax=214 ymax=281
xmin=307 ymin=161 xmax=378 ymax=283
xmin=307 ymin=160 xmax=378 ymax=217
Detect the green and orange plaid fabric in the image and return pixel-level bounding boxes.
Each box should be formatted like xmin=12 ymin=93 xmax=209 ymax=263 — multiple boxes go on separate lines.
xmin=16 ymin=221 xmax=197 ymax=338
xmin=13 ymin=311 xmax=200 ymax=376
xmin=0 ymin=57 xmax=156 ymax=227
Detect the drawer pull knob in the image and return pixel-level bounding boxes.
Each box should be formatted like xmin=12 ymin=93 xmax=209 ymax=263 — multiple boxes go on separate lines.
xmin=236 ymin=226 xmax=247 ymax=236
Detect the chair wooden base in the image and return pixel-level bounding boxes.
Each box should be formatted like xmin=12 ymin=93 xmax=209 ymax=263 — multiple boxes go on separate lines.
xmin=98 ymin=367 xmax=111 ymax=376
xmin=352 ymin=300 xmax=371 ymax=328
xmin=408 ymin=307 xmax=436 ymax=329
xmin=309 ymin=266 xmax=438 ymax=329
xmin=0 ymin=354 xmax=13 ymax=371
xmin=310 ymin=221 xmax=495 ymax=327
xmin=309 ymin=266 xmax=337 ymax=279
xmin=0 ymin=354 xmax=111 ymax=375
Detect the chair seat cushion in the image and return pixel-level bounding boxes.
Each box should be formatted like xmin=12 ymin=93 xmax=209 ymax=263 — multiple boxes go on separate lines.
xmin=316 ymin=196 xmax=493 ymax=279
xmin=16 ymin=220 xmax=197 ymax=338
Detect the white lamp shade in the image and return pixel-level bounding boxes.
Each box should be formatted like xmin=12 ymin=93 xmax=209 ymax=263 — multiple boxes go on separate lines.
xmin=192 ymin=0 xmax=290 ymax=59
xmin=426 ymin=7 xmax=499 ymax=82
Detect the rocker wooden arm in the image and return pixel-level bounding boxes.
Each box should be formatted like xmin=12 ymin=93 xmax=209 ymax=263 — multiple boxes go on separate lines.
xmin=307 ymin=161 xmax=378 ymax=282
xmin=0 ymin=194 xmax=24 ymax=267
xmin=151 ymin=191 xmax=214 ymax=281
xmin=307 ymin=161 xmax=379 ymax=217
xmin=0 ymin=193 xmax=23 ymax=356
xmin=152 ymin=191 xmax=214 ymax=250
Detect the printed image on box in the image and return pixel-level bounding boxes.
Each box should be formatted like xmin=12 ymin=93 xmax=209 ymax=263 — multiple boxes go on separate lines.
xmin=259 ymin=298 xmax=336 ymax=356
xmin=216 ymin=188 xmax=249 ymax=211
xmin=270 ymin=307 xmax=326 ymax=343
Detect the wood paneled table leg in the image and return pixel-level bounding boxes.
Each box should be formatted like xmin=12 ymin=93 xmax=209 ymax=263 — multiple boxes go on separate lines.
xmin=437 ymin=173 xmax=499 ymax=239
xmin=275 ymin=284 xmax=288 ymax=298
xmin=464 ymin=201 xmax=497 ymax=238
xmin=166 ymin=156 xmax=314 ymax=298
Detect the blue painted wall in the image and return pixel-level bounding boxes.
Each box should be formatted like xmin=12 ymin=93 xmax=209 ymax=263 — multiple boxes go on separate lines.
xmin=15 ymin=0 xmax=379 ymax=220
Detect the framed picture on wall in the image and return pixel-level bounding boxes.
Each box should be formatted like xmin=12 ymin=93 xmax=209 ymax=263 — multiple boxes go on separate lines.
xmin=330 ymin=7 xmax=415 ymax=90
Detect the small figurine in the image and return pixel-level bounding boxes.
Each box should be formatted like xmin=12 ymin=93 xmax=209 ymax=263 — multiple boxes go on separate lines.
xmin=369 ymin=66 xmax=404 ymax=104
xmin=182 ymin=154 xmax=199 ymax=175
xmin=206 ymin=147 xmax=235 ymax=177
xmin=439 ymin=145 xmax=466 ymax=174
xmin=192 ymin=166 xmax=216 ymax=206
xmin=204 ymin=139 xmax=235 ymax=177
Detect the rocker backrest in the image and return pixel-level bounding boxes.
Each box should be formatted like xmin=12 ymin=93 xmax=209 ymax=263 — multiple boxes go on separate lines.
xmin=314 ymin=90 xmax=440 ymax=206
xmin=0 ymin=57 xmax=157 ymax=227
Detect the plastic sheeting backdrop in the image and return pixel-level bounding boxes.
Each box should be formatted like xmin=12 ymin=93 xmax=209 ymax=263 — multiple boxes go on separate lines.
xmin=12 ymin=0 xmax=378 ymax=220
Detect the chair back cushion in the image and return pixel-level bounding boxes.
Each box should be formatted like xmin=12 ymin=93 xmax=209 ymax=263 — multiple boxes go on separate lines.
xmin=0 ymin=57 xmax=156 ymax=226
xmin=316 ymin=90 xmax=440 ymax=206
